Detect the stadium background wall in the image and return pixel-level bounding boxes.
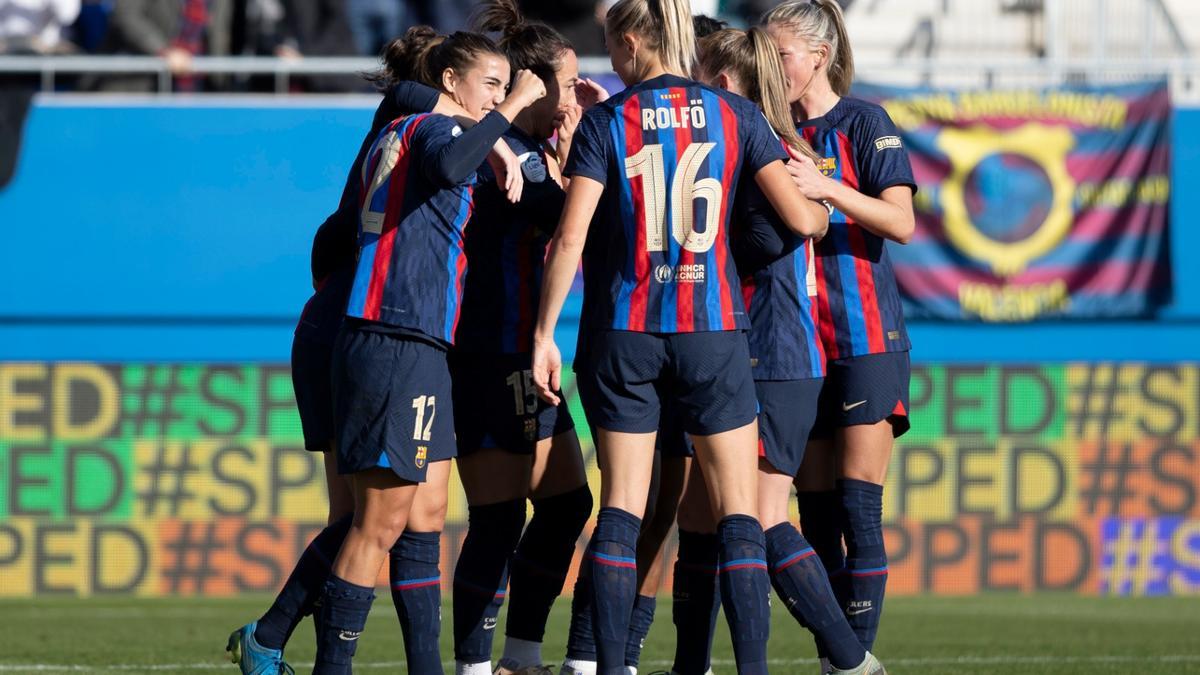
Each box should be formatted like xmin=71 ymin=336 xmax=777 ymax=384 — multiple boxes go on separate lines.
xmin=0 ymin=97 xmax=1198 ymax=598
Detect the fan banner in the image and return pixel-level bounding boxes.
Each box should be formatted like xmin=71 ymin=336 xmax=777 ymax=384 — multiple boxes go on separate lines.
xmin=853 ymin=81 xmax=1172 ymax=321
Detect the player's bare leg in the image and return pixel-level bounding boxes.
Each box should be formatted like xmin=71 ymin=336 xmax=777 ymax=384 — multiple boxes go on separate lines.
xmin=530 ymin=430 xmax=589 ymax=499
xmin=690 ymin=422 xmax=759 ymax=521
xmin=595 ymin=429 xmax=658 ymax=518
xmin=636 ymin=454 xmax=687 ymax=589
xmin=757 ymin=462 xmax=794 ymax=530
xmin=333 ymin=468 xmax=418 ymax=586
xmin=323 ymin=449 xmax=355 ymax=523
xmin=838 ymin=422 xmax=892 ymax=485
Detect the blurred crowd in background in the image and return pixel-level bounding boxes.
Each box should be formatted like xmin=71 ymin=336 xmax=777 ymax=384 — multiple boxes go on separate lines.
xmin=0 ymin=0 xmax=853 ymax=92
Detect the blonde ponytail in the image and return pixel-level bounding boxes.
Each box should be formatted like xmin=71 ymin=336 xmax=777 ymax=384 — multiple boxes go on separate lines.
xmin=655 ymin=0 xmax=696 ymax=77
xmin=607 ymin=0 xmax=696 ymax=78
xmin=698 ymin=28 xmax=820 ymax=162
xmin=748 ymin=27 xmax=817 ymax=161
xmin=762 ymin=0 xmax=855 ymax=96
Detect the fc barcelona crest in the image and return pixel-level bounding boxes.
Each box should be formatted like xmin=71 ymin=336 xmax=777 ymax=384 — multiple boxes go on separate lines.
xmin=415 ymin=445 xmax=428 ymax=469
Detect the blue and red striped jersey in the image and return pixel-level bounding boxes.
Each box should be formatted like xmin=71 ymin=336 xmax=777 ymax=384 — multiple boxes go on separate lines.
xmin=297 ymin=82 xmax=441 ymax=346
xmin=733 ymin=173 xmax=826 ymax=380
xmin=454 ymin=127 xmax=564 ymax=353
xmin=563 ymin=74 xmax=787 ymax=333
xmin=346 ymin=113 xmax=475 ymax=343
xmin=800 ymin=97 xmax=916 ymax=359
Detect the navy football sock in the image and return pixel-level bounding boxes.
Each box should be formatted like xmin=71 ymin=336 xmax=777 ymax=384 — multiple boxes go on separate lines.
xmin=796 ymin=490 xmax=846 ymax=658
xmin=717 ymin=515 xmax=771 ymax=675
xmin=507 ymin=485 xmax=592 ymax=643
xmin=796 ymin=490 xmax=846 ymax=576
xmin=314 ymin=575 xmax=374 ymax=675
xmin=586 ymin=507 xmax=641 ymax=675
xmin=390 ymin=531 xmax=444 ymax=674
xmin=839 ymin=479 xmax=888 ymax=651
xmin=254 ymin=514 xmax=352 ymax=650
xmin=764 ymin=523 xmax=865 ymax=670
xmin=453 ymin=499 xmax=527 ymax=664
xmin=671 ymin=529 xmax=721 ymax=675
xmin=625 ymin=594 xmax=656 ymax=667
xmin=565 ymin=573 xmax=597 ymax=662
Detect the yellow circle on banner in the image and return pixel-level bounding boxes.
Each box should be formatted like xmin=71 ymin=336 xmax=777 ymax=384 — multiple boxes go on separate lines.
xmin=937 ymin=123 xmax=1077 ymax=277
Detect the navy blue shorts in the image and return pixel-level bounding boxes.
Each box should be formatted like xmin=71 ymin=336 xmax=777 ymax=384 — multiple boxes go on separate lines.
xmin=811 ymin=351 xmax=911 ymax=439
xmin=756 ymin=378 xmax=824 ymax=475
xmin=291 ymin=333 xmax=335 ymax=452
xmin=577 ymin=330 xmax=757 ymax=437
xmin=449 ymin=351 xmax=575 ymax=457
xmin=331 ymin=323 xmax=457 ymax=483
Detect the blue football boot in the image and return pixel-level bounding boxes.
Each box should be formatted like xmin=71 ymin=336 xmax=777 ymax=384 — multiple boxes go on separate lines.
xmin=226 ymin=622 xmax=294 ymax=675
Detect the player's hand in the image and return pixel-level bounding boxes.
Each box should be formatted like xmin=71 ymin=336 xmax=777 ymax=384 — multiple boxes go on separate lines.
xmin=785 ymin=149 xmax=830 ymax=201
xmin=531 ymin=337 xmax=563 ymax=406
xmin=509 ymin=69 xmax=548 ymax=108
xmin=575 ymin=77 xmax=610 ymax=110
xmin=554 ymin=102 xmax=583 ymax=149
xmin=487 ymin=138 xmax=524 ymax=203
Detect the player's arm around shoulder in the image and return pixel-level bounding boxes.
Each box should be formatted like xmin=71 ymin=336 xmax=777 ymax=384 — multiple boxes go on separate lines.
xmin=756 ymin=159 xmax=830 ymax=240
xmin=739 ymin=101 xmax=829 ymax=240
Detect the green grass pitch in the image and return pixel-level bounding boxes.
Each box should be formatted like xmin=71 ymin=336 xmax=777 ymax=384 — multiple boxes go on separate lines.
xmin=1 ymin=595 xmax=1198 ymax=674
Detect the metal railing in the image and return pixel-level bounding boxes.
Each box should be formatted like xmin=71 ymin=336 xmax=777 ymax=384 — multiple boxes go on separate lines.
xmin=1 ymin=54 xmax=1198 ymax=101
xmin=853 ymin=0 xmax=1192 ymax=63
xmin=0 ymin=55 xmax=382 ymax=93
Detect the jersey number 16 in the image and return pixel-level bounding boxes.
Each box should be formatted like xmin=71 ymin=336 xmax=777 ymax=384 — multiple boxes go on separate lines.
xmin=625 ymin=142 xmax=723 ymax=255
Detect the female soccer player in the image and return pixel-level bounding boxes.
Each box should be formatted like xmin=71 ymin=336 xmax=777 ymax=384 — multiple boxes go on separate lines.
xmin=448 ymin=3 xmax=595 ymax=674
xmin=686 ymin=26 xmax=886 ymax=675
xmin=309 ymin=31 xmax=546 ymax=673
xmin=766 ymin=0 xmax=916 ymax=668
xmin=531 ymin=1 xmax=827 ymax=673
xmin=556 ymin=13 xmax=725 ymax=671
xmin=226 ymin=27 xmax=529 ymax=675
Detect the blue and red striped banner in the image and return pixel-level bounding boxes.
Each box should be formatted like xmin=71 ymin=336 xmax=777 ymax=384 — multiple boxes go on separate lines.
xmin=854 ymin=81 xmax=1172 ymax=321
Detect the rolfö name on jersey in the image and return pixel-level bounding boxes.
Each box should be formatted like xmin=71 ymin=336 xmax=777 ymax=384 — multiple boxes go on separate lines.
xmin=642 ymin=99 xmax=708 ymax=131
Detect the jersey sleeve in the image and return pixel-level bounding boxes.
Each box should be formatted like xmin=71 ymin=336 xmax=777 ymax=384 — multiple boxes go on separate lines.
xmin=731 ymin=196 xmax=788 ymax=273
xmin=739 ymin=103 xmax=789 ymax=173
xmin=852 ymin=109 xmax=917 ymax=197
xmin=390 ymin=80 xmax=441 ymax=115
xmin=562 ymin=106 xmax=612 ymax=186
xmin=413 ymin=111 xmax=511 ymax=188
